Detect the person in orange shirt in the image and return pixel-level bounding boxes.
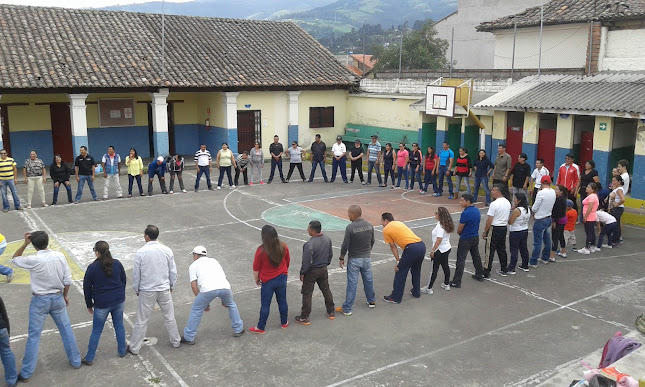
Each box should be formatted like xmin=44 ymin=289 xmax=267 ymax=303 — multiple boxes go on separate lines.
xmin=381 ymin=213 xmax=426 ymax=304
xmin=556 ymin=153 xmax=580 ymax=211
xmin=563 ymin=199 xmax=578 ymax=255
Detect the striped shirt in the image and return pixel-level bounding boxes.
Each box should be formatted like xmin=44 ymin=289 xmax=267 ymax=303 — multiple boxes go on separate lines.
xmin=236 ymin=154 xmax=251 ymax=169
xmin=194 ymin=149 xmax=212 ymax=166
xmin=0 ymin=157 xmax=16 ymax=180
xmin=367 ymin=141 xmax=381 ymax=162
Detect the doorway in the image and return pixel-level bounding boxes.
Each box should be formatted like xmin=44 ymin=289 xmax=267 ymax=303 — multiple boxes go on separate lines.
xmin=506 ymin=112 xmax=525 ymax=162
xmin=537 ymin=129 xmax=557 ymax=174
xmin=50 ymin=103 xmax=73 ymax=162
xmin=147 ymin=103 xmax=176 ymax=157
xmin=579 ymin=131 xmax=594 ymax=167
xmin=237 ymin=110 xmax=261 ymax=152
xmin=0 ymin=106 xmax=10 ymax=156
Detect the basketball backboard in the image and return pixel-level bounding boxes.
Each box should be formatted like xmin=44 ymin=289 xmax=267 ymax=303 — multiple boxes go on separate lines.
xmin=425 ymin=85 xmax=456 ymax=117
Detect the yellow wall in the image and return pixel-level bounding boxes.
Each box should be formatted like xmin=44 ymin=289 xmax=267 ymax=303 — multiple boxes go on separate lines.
xmin=298 ymin=90 xmax=348 ymax=147
xmin=237 ymin=91 xmax=289 ymax=147
xmin=493 ymin=110 xmax=507 ymax=139
xmin=593 ymin=116 xmax=614 ymax=152
xmin=523 ymin=112 xmax=539 ymax=144
xmin=168 ymin=92 xmax=201 ymax=126
xmin=347 ymin=95 xmax=421 ymax=132
xmin=7 ymin=104 xmax=52 ymax=131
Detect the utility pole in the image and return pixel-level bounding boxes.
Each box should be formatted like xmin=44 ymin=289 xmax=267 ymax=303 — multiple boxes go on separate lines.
xmin=161 ymin=0 xmax=165 ymax=80
xmin=511 ymin=21 xmax=517 ymax=80
xmin=449 ymin=27 xmax=454 ymax=78
xmin=537 ymin=0 xmax=544 ymax=76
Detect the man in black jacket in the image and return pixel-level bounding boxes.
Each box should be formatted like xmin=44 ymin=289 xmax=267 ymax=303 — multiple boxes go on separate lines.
xmin=0 ymin=296 xmax=18 ymax=387
xmin=308 ymin=134 xmax=328 ymax=182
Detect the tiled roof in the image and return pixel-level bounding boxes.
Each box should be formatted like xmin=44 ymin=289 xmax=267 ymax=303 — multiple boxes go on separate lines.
xmin=477 ymin=0 xmax=645 ymax=31
xmin=474 ymin=72 xmax=645 ymax=116
xmin=350 ymin=54 xmax=377 ymax=70
xmin=0 ymin=5 xmax=356 ymax=91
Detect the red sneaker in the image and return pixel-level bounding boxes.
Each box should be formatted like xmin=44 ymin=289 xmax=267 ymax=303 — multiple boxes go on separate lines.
xmin=248 ymin=327 xmax=265 ymax=334
xmin=281 ymin=321 xmax=289 ymax=329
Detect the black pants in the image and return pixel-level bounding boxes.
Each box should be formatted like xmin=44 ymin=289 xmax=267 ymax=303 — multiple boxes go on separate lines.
xmin=551 ymin=222 xmax=565 ymax=251
xmin=169 ymin=171 xmax=185 ymax=192
xmin=350 ymin=160 xmax=364 ymax=182
xmin=508 ymin=230 xmax=529 ymax=271
xmin=428 ymin=249 xmax=451 ymax=288
xmin=286 ymin=163 xmax=305 ymax=181
xmin=384 ymin=169 xmax=395 ymax=186
xmin=148 ymin=173 xmax=167 ymax=195
xmin=300 ymin=266 xmax=335 ymax=319
xmin=492 ymin=179 xmax=511 ymax=201
xmin=452 ymin=236 xmax=484 ymax=285
xmin=484 ymin=226 xmax=508 ymax=274
xmin=218 ymin=166 xmax=233 ymax=187
xmin=234 ymin=168 xmax=248 ymax=186
xmin=610 ymin=207 xmax=624 ymax=241
xmin=584 ymin=221 xmax=596 ymax=248
xmin=269 ymin=158 xmax=285 ymax=182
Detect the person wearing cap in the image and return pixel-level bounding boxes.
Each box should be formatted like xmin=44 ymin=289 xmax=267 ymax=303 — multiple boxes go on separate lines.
xmin=308 ymin=134 xmax=328 ymax=183
xmin=182 ymin=246 xmax=244 ymax=344
xmin=529 ymin=175 xmax=556 ymax=267
xmin=74 ymin=146 xmax=99 ymax=203
xmin=147 ymin=156 xmax=168 ymax=196
xmin=330 ymin=136 xmax=348 ymax=183
xmin=349 ymin=140 xmax=365 ymax=184
xmin=366 ymin=135 xmax=383 ymax=186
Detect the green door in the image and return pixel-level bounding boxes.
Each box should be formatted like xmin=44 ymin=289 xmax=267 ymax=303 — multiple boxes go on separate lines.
xmin=447 ymin=124 xmax=461 ymax=154
xmin=463 ymin=125 xmax=479 ymax=155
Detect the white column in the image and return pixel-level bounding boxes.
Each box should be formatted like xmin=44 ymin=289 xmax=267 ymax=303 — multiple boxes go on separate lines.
xmin=150 ymin=88 xmax=169 ymax=157
xmin=287 ymin=91 xmax=301 ymax=145
xmin=68 ymin=94 xmax=88 ymax=158
xmin=222 ymin=92 xmax=240 ymax=153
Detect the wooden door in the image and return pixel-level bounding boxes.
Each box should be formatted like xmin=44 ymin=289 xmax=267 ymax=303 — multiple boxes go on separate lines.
xmin=0 ymin=105 xmax=10 ymax=156
xmin=506 ymin=125 xmax=524 ymax=162
xmin=50 ymin=103 xmax=73 ymax=162
xmin=237 ymin=110 xmax=261 ymax=153
xmin=538 ymin=128 xmax=556 ymax=175
xmin=579 ymin=131 xmax=594 ymax=166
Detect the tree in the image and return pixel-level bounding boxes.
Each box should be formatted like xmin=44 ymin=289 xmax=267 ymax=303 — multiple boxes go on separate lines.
xmin=372 ymin=20 xmax=449 ymax=71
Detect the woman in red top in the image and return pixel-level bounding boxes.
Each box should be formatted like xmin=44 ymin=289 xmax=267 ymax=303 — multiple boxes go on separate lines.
xmin=249 ymin=225 xmax=290 ymax=334
xmin=454 ymin=147 xmax=472 ymax=200
xmin=421 ymin=147 xmax=438 ymax=195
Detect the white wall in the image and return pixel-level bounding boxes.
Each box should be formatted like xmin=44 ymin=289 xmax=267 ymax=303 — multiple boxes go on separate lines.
xmin=600 ymin=29 xmax=645 ymax=71
xmin=493 ymin=24 xmax=589 ymax=69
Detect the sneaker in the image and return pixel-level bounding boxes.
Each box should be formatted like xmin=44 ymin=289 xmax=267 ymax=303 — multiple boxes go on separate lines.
xmin=74 ymin=200 xmax=80 ymax=204
xmin=303 ymin=179 xmax=306 ymax=183
xmin=383 ymin=296 xmax=399 ymax=304
xmin=440 ymin=283 xmax=450 ymax=291
xmin=281 ymin=321 xmax=289 ymax=329
xmin=217 ymin=186 xmax=221 ymax=190
xmin=483 ymin=272 xmax=491 ymax=279
xmin=496 ymin=269 xmax=507 ymax=277
xmin=571 ymin=246 xmax=578 ymax=251
xmin=6 ymin=274 xmax=13 ymax=283
xmin=326 ymin=312 xmax=335 ymax=320
xmin=233 ymin=330 xmax=245 ymax=338
xmin=541 ymin=259 xmax=550 ymax=264
xmin=589 ymin=246 xmax=597 ymax=253
xmin=81 ymin=358 xmax=93 ymax=366
xmin=528 ymin=263 xmax=539 ymax=268
xmin=126 ymin=345 xmax=138 ymax=356
xmin=557 ymin=252 xmax=567 ymax=258
xmin=448 ymin=194 xmax=454 ymax=199
xmin=519 ymin=266 xmax=530 ymax=272
xmin=601 ymin=244 xmax=613 ymax=249
xmin=451 ymin=281 xmax=463 ymax=287
xmin=548 ymin=257 xmax=556 ymax=262
xmin=366 ymin=301 xmax=376 ymax=308
xmin=335 ymin=306 xmax=352 ymax=316
xmin=260 ymin=181 xmax=265 ymax=184
xmin=249 ymin=326 xmax=266 ymax=334
xmin=420 ymin=287 xmax=433 ymax=294
xmin=249 ymin=182 xmax=253 ymax=186
xmin=180 ymin=336 xmax=195 ymax=345
xmin=295 ymin=316 xmax=310 ymax=325
xmin=578 ymin=247 xmax=590 ymax=254
xmin=361 ymin=181 xmax=366 ymax=185
xmin=285 ymin=179 xmax=290 ymax=183
xmin=195 ymin=188 xmax=199 ymax=192
xmin=231 ymin=185 xmax=236 ymax=188
xmin=508 ymin=270 xmax=516 ymax=275
xmin=434 ymin=193 xmax=441 ymax=197
xmin=181 ymin=189 xmax=187 ymax=193
xmin=169 ymin=191 xmax=174 ymax=194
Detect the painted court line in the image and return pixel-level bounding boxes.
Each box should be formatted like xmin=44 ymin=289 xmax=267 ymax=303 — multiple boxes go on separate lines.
xmin=326 ymin=276 xmax=645 ymax=387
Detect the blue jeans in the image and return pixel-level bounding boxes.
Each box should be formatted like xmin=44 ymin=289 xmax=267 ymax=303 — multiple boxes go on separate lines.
xmin=330 ymin=156 xmax=347 ymax=182
xmin=128 ymin=175 xmax=144 ymax=195
xmin=423 ymin=169 xmax=437 ymax=193
xmin=1 ymin=179 xmax=21 ymax=210
xmin=409 ymin=167 xmax=422 ymax=189
xmin=184 ymin=289 xmax=243 ymax=340
xmin=257 ymin=274 xmax=288 ymax=330
xmin=389 ymin=241 xmax=426 ymax=302
xmin=455 ymin=175 xmax=471 ymax=195
xmin=269 ymin=158 xmax=285 ymax=182
xmin=342 ymin=258 xmax=376 ymax=313
xmin=309 ymin=160 xmax=328 ymax=182
xmin=21 ymin=294 xmax=81 ymax=378
xmin=597 ymin=222 xmax=618 ymax=248
xmin=0 ymin=241 xmax=14 ymax=277
xmin=530 ymin=217 xmax=552 ymax=265
xmin=218 ymin=166 xmax=233 ymax=187
xmin=396 ymin=166 xmax=408 ymax=188
xmin=508 ymin=230 xmax=529 ymax=271
xmin=0 ymin=328 xmax=17 ymax=386
xmin=437 ymin=165 xmax=453 ymax=194
xmin=473 ymin=176 xmax=491 ymax=205
xmin=195 ymin=166 xmax=212 ymax=189
xmin=52 ymin=181 xmax=73 ymax=204
xmin=367 ymin=161 xmax=382 ymax=184
xmin=84 ymin=301 xmax=126 ymax=362
xmin=75 ymin=175 xmax=98 ymax=202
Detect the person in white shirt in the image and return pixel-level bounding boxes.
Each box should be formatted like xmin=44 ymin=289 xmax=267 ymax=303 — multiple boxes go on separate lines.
xmin=483 ymin=185 xmax=511 ymax=277
xmin=11 ymin=231 xmax=81 ymax=380
xmin=330 ymin=136 xmax=348 ymax=183
xmin=529 ymin=158 xmax=549 ymax=204
xmin=128 ymin=225 xmax=180 ymax=355
xmin=617 ymin=159 xmax=630 ymax=194
xmin=181 ymin=246 xmax=244 ymax=344
xmin=507 ymin=193 xmax=531 ymax=273
xmin=102 ymin=146 xmax=123 ymax=200
xmin=421 ymin=207 xmax=454 ymax=294
xmin=529 ymin=176 xmax=557 ymax=267
xmin=595 ymin=210 xmax=618 ymax=249
xmin=194 ymin=145 xmax=213 ymax=191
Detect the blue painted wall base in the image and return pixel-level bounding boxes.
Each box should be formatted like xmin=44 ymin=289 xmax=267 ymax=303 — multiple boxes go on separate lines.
xmin=72 ymin=135 xmax=88 ymax=159
xmin=288 ymin=125 xmax=298 ymax=147
xmin=417 ymin=128 xmax=423 ymax=147
xmin=153 ymin=131 xmax=170 ymax=158
xmin=173 ymin=124 xmax=200 ymax=156
xmin=89 ymin=126 xmax=149 ymax=158
xmin=553 ymin=147 xmax=571 ymax=181
xmin=8 ymin=130 xmax=54 ymax=163
xmin=227 ymin=128 xmax=238 ymax=154
xmin=631 ymin=154 xmax=645 ymax=200
xmin=484 ymin=134 xmax=493 ymax=157
xmin=435 ymin=130 xmax=446 ymax=148
xmin=523 ymin=143 xmax=537 ymax=168
xmin=593 ymin=149 xmax=611 ymax=188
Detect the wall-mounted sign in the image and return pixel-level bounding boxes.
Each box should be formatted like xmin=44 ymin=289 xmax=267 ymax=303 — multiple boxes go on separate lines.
xmin=599 ymin=123 xmax=607 ymax=131
xmin=559 ymin=114 xmax=570 ymax=119
xmin=245 ymin=104 xmax=251 ymax=108
xmin=511 ymin=126 xmax=521 ymax=132
xmin=99 ymin=98 xmax=135 ymax=127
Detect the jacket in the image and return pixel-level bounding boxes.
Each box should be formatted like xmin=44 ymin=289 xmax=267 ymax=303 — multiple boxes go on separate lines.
xmin=50 ymin=162 xmax=71 ymax=183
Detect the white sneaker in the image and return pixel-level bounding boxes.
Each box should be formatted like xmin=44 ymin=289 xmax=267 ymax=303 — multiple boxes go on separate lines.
xmin=440 ymin=283 xmax=450 ymax=291
xmin=169 ymin=191 xmax=174 ymax=194
xmin=181 ymin=189 xmax=187 ymax=193
xmin=557 ymin=252 xmax=568 ymax=258
xmin=217 ymin=186 xmax=221 ymax=190
xmin=420 ymin=287 xmax=433 ymax=295
xmin=578 ymin=247 xmax=590 ymax=255
xmin=589 ymin=246 xmax=597 ymax=253
xmin=601 ymin=244 xmax=613 ymax=249
xmin=231 ymin=185 xmax=236 ymax=188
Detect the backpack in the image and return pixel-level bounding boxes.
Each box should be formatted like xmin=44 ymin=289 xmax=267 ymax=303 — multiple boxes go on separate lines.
xmin=598 ymin=331 xmax=642 ymax=368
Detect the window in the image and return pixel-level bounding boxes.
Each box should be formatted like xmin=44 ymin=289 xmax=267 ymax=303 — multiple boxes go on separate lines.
xmin=309 ymin=106 xmax=334 ymax=128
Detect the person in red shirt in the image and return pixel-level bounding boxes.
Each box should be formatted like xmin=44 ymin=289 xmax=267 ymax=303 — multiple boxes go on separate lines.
xmin=249 ymin=225 xmax=290 ymax=334
xmin=421 ymin=147 xmax=438 ymax=194
xmin=556 ymin=153 xmax=580 ymax=212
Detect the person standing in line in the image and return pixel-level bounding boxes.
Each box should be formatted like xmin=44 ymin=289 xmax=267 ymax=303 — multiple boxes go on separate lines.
xmin=449 ymin=194 xmax=485 ymax=288
xmin=382 ymin=143 xmax=396 ymax=188
xmin=506 ymin=193 xmax=531 ymax=274
xmin=529 ymin=176 xmax=556 ymax=267
xmin=167 ymin=154 xmax=186 ymax=194
xmin=81 ymin=241 xmax=127 ymax=365
xmin=420 ymin=206 xmax=454 ymax=294
xmin=509 ymin=153 xmax=531 ymax=197
xmin=0 ymin=295 xmax=17 ymax=387
xmin=249 ymin=142 xmax=265 ymax=185
xmin=348 ymin=140 xmax=365 ymax=184
xmin=295 ymin=220 xmax=335 ymax=325
xmin=453 ymin=147 xmax=472 ymax=200
xmin=308 ymin=134 xmax=328 ymax=183
xmin=597 ymin=183 xmax=611 ymax=212
xmin=482 ymin=185 xmax=511 ymax=277
xmin=101 ymin=146 xmax=123 ymax=200
xmin=50 ymin=155 xmax=73 ymax=205
xmin=435 ymin=142 xmax=454 ymax=199
xmin=11 ymin=231 xmax=81 ymax=381
xmin=74 ymin=146 xmax=98 ymax=203
xmin=529 ymin=159 xmax=550 ymax=205
xmin=125 ymin=148 xmax=145 ymax=197
xmin=556 ymin=153 xmax=580 ymax=212
xmin=128 ymin=225 xmax=181 ymax=355
xmin=578 ymin=182 xmax=599 ymax=254
xmin=563 ymin=199 xmax=578 ymax=253
xmin=249 ymin=225 xmax=290 ymax=334
xmin=549 ymin=185 xmax=568 ymax=262
xmin=617 ymin=159 xmax=630 ymax=195
xmin=23 ymin=150 xmax=47 ymax=209
xmin=381 ymin=213 xmax=426 ymax=304
xmin=1 ymin=232 xmax=14 ymax=282
xmin=608 ymin=175 xmax=626 ymax=244
xmin=216 ymin=143 xmax=236 ymax=189
xmin=147 ymin=156 xmax=168 ymax=196
xmin=578 ymin=160 xmax=599 ymax=222
xmin=473 ymin=149 xmax=494 ymax=206
xmin=336 ymin=205 xmax=376 ymax=316
xmin=596 ymin=210 xmax=618 ymax=249
xmin=181 ymin=246 xmax=244 ymax=344
xmin=421 ymin=146 xmax=438 ymax=195
xmin=268 ymin=135 xmax=286 ymax=184
xmin=365 ymin=135 xmax=383 ymax=186
xmin=408 ymin=143 xmax=423 ymax=191
xmin=492 ymin=144 xmax=512 ymax=200
xmin=0 ymin=149 xmax=22 ymax=212
xmin=330 ymin=136 xmax=348 ymax=183
xmin=395 ymin=143 xmax=409 ymax=189
xmin=285 ymin=141 xmax=306 ymax=183
xmin=194 ymin=144 xmax=214 ymax=191
xmin=234 ymin=151 xmax=251 ymax=187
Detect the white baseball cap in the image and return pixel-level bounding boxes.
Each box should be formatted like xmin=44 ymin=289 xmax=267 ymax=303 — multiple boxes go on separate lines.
xmin=192 ymin=246 xmax=207 ymax=255
xmin=157 ymin=156 xmax=164 ymax=162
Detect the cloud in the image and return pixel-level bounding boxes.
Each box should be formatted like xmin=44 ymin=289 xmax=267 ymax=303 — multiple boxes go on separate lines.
xmin=0 ymin=0 xmax=194 ymax=8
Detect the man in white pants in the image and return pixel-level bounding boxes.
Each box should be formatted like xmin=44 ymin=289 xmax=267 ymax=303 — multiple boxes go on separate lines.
xmin=128 ymin=225 xmax=181 ymax=355
xmin=102 ymin=146 xmax=123 ymax=199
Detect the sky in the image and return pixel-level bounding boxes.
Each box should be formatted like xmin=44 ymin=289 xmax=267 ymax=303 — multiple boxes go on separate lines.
xmin=0 ymin=0 xmax=192 ymax=8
